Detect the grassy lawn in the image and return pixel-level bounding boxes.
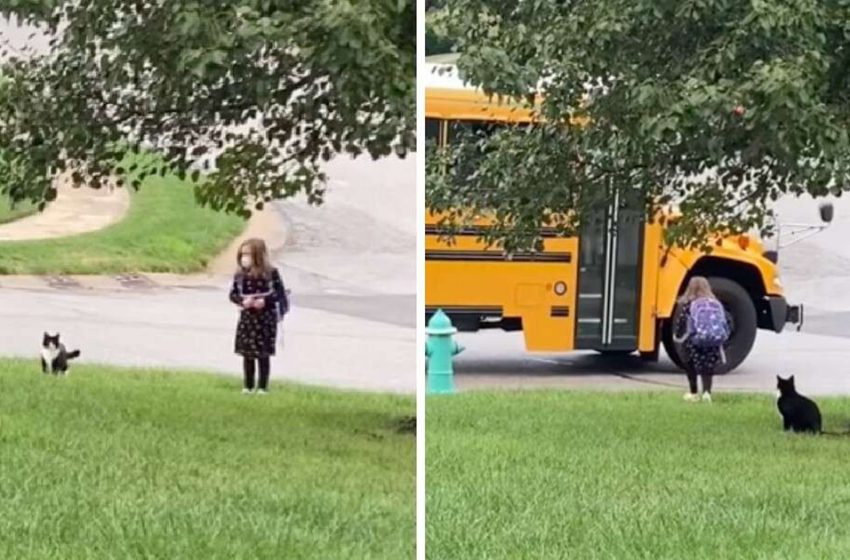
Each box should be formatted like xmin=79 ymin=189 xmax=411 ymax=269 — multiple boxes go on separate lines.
xmin=0 ymin=359 xmax=414 ymax=559
xmin=427 ymin=391 xmax=850 ymax=559
xmin=0 ymin=194 xmax=36 ymax=225
xmin=0 ymin=158 xmax=245 ymax=274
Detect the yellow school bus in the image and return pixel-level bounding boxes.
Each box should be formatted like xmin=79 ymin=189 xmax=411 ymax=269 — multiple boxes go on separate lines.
xmin=425 ymin=64 xmax=802 ymax=373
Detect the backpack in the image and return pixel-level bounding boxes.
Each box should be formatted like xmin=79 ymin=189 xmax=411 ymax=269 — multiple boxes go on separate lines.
xmin=687 ymin=297 xmax=730 ymax=348
xmin=271 ymin=269 xmax=290 ymax=323
xmin=275 ymin=287 xmax=291 ymax=323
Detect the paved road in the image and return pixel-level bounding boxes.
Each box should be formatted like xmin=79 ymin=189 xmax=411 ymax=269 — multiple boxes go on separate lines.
xmin=452 ymin=328 xmax=850 ymax=397
xmin=450 ymin=194 xmax=850 ymax=396
xmin=0 ymin=156 xmax=416 ymax=393
xmin=0 ymin=285 xmax=415 ymax=393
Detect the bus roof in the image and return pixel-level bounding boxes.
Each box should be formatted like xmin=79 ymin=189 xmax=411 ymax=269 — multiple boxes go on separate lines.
xmin=425 ymin=63 xmax=535 ymax=122
xmin=424 ymin=63 xmax=591 ymax=126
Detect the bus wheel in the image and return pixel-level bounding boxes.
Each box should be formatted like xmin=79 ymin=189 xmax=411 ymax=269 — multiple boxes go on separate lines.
xmin=708 ymin=277 xmax=757 ymax=374
xmin=661 ymin=319 xmax=687 ymax=371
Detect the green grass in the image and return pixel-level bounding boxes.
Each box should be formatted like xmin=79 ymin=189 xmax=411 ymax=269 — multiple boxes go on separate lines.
xmin=0 ymin=194 xmax=36 ymax=224
xmin=0 ymin=157 xmax=245 ymax=274
xmin=427 ymin=391 xmax=850 ymax=559
xmin=0 ymin=359 xmax=415 ymax=559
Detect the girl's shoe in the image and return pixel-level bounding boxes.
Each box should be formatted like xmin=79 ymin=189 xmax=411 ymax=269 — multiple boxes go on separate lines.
xmin=683 ymin=392 xmax=700 ymax=402
xmin=257 ymin=389 xmax=268 ymax=395
xmin=242 ymin=388 xmax=252 ymax=395
xmin=702 ymin=392 xmax=712 ymax=403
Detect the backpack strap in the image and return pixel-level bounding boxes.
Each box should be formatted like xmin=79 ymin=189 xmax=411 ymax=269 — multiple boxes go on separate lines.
xmin=232 ymin=272 xmax=245 ymax=301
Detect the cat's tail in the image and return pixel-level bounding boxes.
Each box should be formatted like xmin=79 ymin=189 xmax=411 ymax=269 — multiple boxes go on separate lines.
xmin=821 ymin=430 xmax=850 ymax=437
xmin=67 ymin=350 xmax=81 ymax=360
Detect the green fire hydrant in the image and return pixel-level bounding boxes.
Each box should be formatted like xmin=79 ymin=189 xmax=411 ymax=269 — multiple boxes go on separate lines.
xmin=425 ymin=309 xmax=464 ymax=394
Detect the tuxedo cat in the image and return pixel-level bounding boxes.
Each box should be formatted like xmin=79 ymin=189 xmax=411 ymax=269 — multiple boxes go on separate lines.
xmin=41 ymin=332 xmax=80 ymax=375
xmin=776 ymin=375 xmax=822 ymax=434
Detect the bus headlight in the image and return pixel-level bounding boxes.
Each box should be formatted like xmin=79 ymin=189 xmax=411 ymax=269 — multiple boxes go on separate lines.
xmin=554 ymin=281 xmax=567 ymax=295
xmin=773 ymin=276 xmax=783 ymax=289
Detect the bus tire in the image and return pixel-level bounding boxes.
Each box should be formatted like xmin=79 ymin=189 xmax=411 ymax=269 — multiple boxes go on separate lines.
xmin=662 ymin=277 xmax=757 ymax=375
xmin=661 ymin=320 xmax=687 ymax=371
xmin=709 ymin=277 xmax=757 ymax=374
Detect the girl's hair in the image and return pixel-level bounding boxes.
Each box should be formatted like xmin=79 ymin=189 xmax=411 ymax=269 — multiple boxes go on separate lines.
xmin=236 ymin=238 xmax=273 ymax=277
xmin=679 ymin=276 xmax=715 ymax=304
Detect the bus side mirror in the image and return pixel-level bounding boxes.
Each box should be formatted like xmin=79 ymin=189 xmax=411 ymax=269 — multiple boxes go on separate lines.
xmin=819 ymin=202 xmax=834 ymax=224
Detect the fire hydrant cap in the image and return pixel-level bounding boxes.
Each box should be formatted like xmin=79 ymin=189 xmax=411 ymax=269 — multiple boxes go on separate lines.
xmin=426 ymin=309 xmax=458 ymax=335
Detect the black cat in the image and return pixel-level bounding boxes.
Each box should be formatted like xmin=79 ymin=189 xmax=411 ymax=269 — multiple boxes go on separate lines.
xmin=776 ymin=375 xmax=822 ymax=434
xmin=40 ymin=332 xmax=80 ymax=375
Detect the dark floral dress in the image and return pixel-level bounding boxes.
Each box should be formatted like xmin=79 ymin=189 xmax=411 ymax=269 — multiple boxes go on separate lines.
xmin=230 ymin=268 xmax=285 ymax=358
xmin=675 ymin=301 xmax=723 ymax=376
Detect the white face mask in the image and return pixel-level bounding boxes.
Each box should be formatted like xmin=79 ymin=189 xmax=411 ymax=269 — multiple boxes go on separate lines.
xmin=240 ymin=255 xmax=253 ymax=269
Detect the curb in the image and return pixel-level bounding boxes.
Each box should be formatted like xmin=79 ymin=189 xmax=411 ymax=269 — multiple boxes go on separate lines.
xmin=0 ymin=272 xmax=227 ymax=292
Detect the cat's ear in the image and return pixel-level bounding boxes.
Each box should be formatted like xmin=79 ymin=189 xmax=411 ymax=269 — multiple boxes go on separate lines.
xmin=776 ymin=375 xmax=782 ymax=381
xmin=790 ymin=375 xmax=795 ymax=383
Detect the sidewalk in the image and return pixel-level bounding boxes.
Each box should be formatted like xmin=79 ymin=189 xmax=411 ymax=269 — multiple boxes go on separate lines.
xmin=0 ymin=179 xmax=129 ymax=241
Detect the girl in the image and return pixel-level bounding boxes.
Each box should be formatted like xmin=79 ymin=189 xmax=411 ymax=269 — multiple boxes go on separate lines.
xmin=673 ymin=276 xmax=728 ymax=403
xmin=229 ymin=238 xmax=287 ymax=394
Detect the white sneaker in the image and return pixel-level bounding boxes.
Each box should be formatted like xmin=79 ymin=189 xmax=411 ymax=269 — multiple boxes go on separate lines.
xmin=257 ymin=389 xmax=268 ymax=396
xmin=241 ymin=388 xmax=252 ymax=395
xmin=702 ymin=392 xmax=712 ymax=403
xmin=683 ymin=392 xmax=700 ymax=402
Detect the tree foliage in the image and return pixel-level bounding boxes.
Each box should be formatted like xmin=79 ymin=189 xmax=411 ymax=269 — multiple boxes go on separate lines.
xmin=428 ymin=0 xmax=850 ymax=251
xmin=0 ymin=0 xmax=415 ymax=215
xmin=425 ymin=4 xmax=455 ymax=56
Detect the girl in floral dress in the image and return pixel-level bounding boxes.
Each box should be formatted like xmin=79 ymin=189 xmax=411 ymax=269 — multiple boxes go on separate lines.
xmin=229 ymin=238 xmax=287 ymax=394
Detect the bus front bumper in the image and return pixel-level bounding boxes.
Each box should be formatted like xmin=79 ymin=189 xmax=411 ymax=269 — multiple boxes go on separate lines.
xmin=764 ymin=296 xmax=803 ymax=333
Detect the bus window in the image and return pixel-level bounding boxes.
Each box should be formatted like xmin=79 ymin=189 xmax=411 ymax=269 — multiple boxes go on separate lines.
xmin=446 ymin=120 xmax=505 ymax=145
xmin=426 ymin=118 xmax=441 ymax=147
xmin=446 ymin=120 xmax=507 ymax=185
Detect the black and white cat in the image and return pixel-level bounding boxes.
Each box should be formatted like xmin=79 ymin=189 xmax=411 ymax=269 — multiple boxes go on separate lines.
xmin=776 ymin=375 xmax=822 ymax=434
xmin=40 ymin=332 xmax=80 ymax=375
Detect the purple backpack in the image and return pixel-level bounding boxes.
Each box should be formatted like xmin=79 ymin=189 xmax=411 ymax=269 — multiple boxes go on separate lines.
xmin=687 ymin=297 xmax=730 ymax=348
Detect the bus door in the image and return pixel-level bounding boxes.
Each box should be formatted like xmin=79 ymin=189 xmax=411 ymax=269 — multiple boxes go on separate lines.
xmin=575 ymin=189 xmax=644 ymax=351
